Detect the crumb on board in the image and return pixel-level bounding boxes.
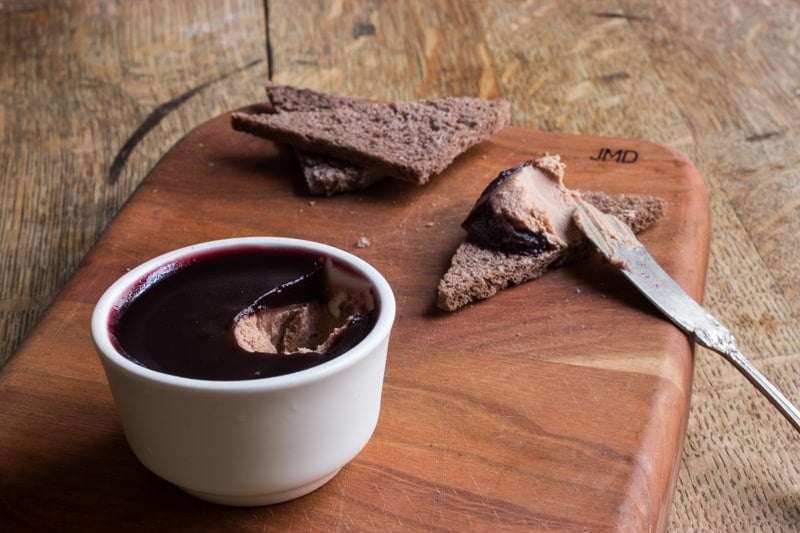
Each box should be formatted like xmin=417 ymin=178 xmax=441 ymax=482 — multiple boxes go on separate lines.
xmin=356 ymin=236 xmax=371 ymax=248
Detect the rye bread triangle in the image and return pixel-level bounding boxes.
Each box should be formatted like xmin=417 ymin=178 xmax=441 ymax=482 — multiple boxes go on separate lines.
xmin=231 ymin=86 xmax=511 ymax=186
xmin=233 ymin=83 xmax=502 ymax=194
xmin=255 ymin=83 xmax=384 ymax=195
xmin=289 ymin=151 xmax=385 ymax=196
xmin=436 ymin=157 xmax=665 ymax=312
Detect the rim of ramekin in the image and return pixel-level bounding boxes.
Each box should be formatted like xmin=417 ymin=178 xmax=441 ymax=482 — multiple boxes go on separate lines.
xmin=91 ymin=237 xmax=396 ymax=393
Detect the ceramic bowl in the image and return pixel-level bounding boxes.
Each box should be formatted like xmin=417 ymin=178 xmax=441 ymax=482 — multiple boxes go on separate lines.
xmin=91 ymin=237 xmax=395 ymax=506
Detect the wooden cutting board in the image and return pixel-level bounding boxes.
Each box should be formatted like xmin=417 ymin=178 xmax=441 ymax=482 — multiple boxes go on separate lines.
xmin=0 ymin=112 xmax=709 ymax=531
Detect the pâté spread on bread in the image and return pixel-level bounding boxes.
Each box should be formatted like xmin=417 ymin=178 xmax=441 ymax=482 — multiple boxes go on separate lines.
xmin=437 ymin=155 xmax=665 ymax=311
xmin=461 ymin=155 xmax=580 ymax=257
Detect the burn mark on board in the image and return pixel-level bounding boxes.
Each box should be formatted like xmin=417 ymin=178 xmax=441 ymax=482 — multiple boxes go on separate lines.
xmin=593 ymin=12 xmax=648 ymax=22
xmin=352 ymin=22 xmax=376 ymax=39
xmin=746 ymin=131 xmax=782 ymax=142
xmin=107 ymin=58 xmax=265 ymax=185
xmin=597 ymin=72 xmax=630 ymax=83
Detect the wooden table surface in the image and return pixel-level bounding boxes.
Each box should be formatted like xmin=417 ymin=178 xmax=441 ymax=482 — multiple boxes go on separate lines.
xmin=1 ymin=1 xmax=798 ymax=530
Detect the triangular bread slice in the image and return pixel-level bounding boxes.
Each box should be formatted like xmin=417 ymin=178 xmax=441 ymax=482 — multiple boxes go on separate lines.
xmin=257 ymin=83 xmax=385 ymax=195
xmin=232 ymin=91 xmax=510 ymax=186
xmin=436 ymin=190 xmax=665 ymax=312
xmin=228 ymin=84 xmax=386 ymax=195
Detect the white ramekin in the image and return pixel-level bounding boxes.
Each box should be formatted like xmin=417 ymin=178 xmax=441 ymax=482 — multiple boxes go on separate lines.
xmin=91 ymin=237 xmax=396 ymax=506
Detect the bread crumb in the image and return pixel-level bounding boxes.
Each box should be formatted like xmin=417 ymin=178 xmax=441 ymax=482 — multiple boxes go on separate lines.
xmin=308 ymin=200 xmax=317 ymax=207
xmin=356 ymin=237 xmax=371 ymax=248
xmin=425 ymin=221 xmax=435 ymax=228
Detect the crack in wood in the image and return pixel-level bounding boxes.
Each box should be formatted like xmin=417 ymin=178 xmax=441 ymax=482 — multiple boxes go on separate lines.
xmin=746 ymin=131 xmax=783 ymax=142
xmin=592 ymin=11 xmax=648 ymax=22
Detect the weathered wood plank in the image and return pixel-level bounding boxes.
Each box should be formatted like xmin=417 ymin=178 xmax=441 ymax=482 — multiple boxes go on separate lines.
xmin=0 ymin=0 xmax=267 ymax=364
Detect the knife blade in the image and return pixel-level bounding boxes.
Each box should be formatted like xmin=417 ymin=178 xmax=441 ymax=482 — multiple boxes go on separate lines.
xmin=573 ymin=199 xmax=800 ymax=434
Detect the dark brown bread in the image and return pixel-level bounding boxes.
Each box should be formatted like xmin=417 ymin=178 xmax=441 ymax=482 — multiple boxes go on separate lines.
xmin=233 ymin=85 xmax=507 ymax=194
xmin=436 ymin=191 xmax=665 ymax=311
xmin=233 ymin=84 xmax=385 ymax=195
xmin=234 ymin=83 xmax=510 ymax=193
xmin=264 ymin=81 xmax=360 ymax=112
xmin=578 ymin=191 xmax=664 ymax=234
xmin=264 ymin=83 xmax=382 ymax=195
xmin=232 ymin=96 xmax=511 ymax=185
xmin=294 ymin=150 xmax=384 ymax=196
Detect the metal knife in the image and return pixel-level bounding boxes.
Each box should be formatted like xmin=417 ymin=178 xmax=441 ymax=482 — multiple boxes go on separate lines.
xmin=574 ymin=199 xmax=800 ymax=433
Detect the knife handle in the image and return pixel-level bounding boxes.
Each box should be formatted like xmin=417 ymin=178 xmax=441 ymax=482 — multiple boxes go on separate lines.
xmin=715 ymin=345 xmax=800 ymax=434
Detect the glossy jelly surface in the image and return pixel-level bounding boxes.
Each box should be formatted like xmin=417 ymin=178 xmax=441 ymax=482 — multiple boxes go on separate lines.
xmin=110 ymin=247 xmax=375 ymax=381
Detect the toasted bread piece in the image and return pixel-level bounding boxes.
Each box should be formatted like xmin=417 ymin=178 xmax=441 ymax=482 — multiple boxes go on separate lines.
xmin=293 ymin=149 xmax=385 ymax=196
xmin=234 ymin=83 xmax=510 ymax=194
xmin=436 ymin=190 xmax=665 ymax=311
xmin=232 ymin=91 xmax=510 ymax=186
xmin=246 ymin=83 xmax=380 ymax=195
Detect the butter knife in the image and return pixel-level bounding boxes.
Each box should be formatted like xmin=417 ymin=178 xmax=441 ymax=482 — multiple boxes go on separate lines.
xmin=574 ymin=199 xmax=800 ymax=433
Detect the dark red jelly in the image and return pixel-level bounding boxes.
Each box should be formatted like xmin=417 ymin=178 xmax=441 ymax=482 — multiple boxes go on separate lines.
xmin=109 ymin=246 xmax=375 ymax=381
xmin=462 ymin=161 xmax=553 ymax=255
